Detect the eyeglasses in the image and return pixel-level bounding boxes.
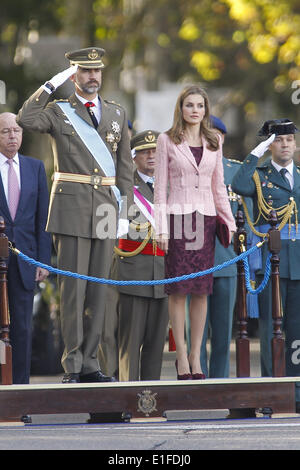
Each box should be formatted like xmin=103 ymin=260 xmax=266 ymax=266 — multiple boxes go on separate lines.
xmin=0 ymin=128 xmax=22 ymax=135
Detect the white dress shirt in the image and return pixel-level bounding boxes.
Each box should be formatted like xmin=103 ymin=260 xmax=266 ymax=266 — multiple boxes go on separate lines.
xmin=137 ymin=170 xmax=155 ymax=185
xmin=75 ymin=93 xmax=101 ymax=123
xmin=0 ymin=152 xmax=21 ymax=200
xmin=271 ymin=160 xmax=294 ymax=189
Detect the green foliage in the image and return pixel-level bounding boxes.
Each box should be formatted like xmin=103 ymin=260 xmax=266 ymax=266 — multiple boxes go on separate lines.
xmin=0 ymin=0 xmax=65 ymax=110
xmin=0 ymin=0 xmax=299 ymax=155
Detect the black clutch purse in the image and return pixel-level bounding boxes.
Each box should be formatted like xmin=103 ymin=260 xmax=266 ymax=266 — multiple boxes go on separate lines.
xmin=216 ymin=215 xmax=230 ymax=248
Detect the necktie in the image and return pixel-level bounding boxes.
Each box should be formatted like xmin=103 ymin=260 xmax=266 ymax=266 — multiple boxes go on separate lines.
xmin=147 ymin=181 xmax=154 ymax=192
xmin=6 ymin=159 xmax=20 ymax=220
xmin=280 ymin=168 xmax=291 ymax=189
xmin=84 ymin=102 xmax=98 ymax=128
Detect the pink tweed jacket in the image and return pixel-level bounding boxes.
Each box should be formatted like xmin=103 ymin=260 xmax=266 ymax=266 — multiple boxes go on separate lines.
xmin=154 ymin=132 xmax=236 ymax=236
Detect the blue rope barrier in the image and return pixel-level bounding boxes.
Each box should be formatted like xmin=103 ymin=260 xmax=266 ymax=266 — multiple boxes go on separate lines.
xmin=243 ymin=253 xmax=272 ymax=294
xmin=10 ymin=242 xmax=270 ymax=293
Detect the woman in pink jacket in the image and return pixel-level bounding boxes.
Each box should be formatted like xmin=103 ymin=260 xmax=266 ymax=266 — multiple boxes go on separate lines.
xmin=154 ymin=85 xmax=236 ymax=380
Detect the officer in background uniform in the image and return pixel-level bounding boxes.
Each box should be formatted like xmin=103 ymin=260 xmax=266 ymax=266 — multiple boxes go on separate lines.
xmin=231 ymin=118 xmax=300 ymax=410
xmin=116 ymin=130 xmax=169 ymax=381
xmin=185 ymin=116 xmax=253 ymax=378
xmin=17 ymin=47 xmax=133 ymax=384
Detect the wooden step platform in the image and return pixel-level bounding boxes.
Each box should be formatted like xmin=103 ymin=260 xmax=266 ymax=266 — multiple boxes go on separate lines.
xmin=0 ymin=377 xmax=296 ymax=422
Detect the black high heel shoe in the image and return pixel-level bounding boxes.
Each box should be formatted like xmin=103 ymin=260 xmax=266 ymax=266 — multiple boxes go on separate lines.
xmin=175 ymin=360 xmax=193 ymax=380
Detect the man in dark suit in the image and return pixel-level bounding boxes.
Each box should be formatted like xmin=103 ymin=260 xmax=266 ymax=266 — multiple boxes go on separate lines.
xmin=0 ymin=112 xmax=51 ymax=385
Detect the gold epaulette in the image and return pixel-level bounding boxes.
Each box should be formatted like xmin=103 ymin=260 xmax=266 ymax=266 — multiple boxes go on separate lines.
xmin=105 ymin=99 xmax=122 ymax=107
xmin=227 ymin=158 xmax=242 ymax=164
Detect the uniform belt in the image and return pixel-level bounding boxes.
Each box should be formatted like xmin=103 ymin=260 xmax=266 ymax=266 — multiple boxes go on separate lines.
xmin=118 ymin=238 xmax=165 ymax=256
xmin=53 ymin=172 xmax=116 ymax=186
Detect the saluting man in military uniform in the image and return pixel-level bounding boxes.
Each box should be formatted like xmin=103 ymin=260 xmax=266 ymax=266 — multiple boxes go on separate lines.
xmin=231 ymin=119 xmax=300 ymax=410
xmin=17 ymin=47 xmax=134 ymax=383
xmin=116 ymin=130 xmax=169 ymax=381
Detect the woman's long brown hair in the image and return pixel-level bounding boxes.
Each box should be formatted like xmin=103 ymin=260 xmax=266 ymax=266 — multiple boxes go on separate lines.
xmin=166 ymin=85 xmax=219 ymax=151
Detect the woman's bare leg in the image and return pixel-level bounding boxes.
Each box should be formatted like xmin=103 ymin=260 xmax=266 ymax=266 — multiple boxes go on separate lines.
xmin=168 ymin=293 xmax=190 ymax=375
xmin=189 ymin=294 xmax=207 ymax=374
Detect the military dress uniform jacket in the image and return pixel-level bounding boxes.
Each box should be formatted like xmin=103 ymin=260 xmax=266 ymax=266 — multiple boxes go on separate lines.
xmin=231 ymin=153 xmax=300 ymax=280
xmin=117 ymin=171 xmax=166 ymax=298
xmin=17 ymin=88 xmax=134 ymax=238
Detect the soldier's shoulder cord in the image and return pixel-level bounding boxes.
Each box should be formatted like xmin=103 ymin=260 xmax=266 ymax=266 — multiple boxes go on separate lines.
xmin=114 ymin=222 xmax=153 ymax=257
xmin=241 ymin=170 xmax=298 ymax=238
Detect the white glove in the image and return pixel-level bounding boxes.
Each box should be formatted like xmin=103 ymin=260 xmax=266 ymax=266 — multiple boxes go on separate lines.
xmin=42 ymin=65 xmax=78 ymax=93
xmin=251 ymin=133 xmax=276 ymax=158
xmin=117 ymin=218 xmax=129 ymax=238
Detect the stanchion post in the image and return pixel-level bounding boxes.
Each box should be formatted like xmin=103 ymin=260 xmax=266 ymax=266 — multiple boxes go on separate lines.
xmin=234 ymin=210 xmax=250 ymax=377
xmin=268 ymin=210 xmax=285 ymax=377
xmin=0 ymin=216 xmax=12 ymax=385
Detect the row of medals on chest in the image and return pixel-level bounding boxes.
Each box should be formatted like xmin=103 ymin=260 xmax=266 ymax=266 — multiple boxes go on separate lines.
xmin=86 ymin=105 xmax=121 ymax=152
xmin=106 ymin=121 xmax=121 ymax=152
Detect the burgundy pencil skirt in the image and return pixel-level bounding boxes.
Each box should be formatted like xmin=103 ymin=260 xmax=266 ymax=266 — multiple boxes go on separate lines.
xmin=164 ymin=212 xmax=216 ymax=295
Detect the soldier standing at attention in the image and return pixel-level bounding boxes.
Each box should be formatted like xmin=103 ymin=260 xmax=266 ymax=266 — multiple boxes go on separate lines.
xmin=231 ymin=119 xmax=300 ymax=411
xmin=17 ymin=47 xmax=133 ymax=384
xmin=116 ymin=130 xmax=169 ymax=381
xmin=200 ymin=116 xmax=240 ymax=378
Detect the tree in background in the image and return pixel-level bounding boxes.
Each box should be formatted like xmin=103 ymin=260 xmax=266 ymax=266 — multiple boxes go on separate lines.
xmin=0 ymin=0 xmax=65 ymax=109
xmin=0 ymin=1 xmax=299 ymax=371
xmin=0 ymin=0 xmax=299 ymax=156
xmin=176 ymin=0 xmax=300 ymax=152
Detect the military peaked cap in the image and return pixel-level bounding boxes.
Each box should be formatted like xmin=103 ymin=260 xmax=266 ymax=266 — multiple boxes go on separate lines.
xmin=131 ymin=130 xmax=159 ymax=152
xmin=65 ymin=47 xmax=106 ymax=69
